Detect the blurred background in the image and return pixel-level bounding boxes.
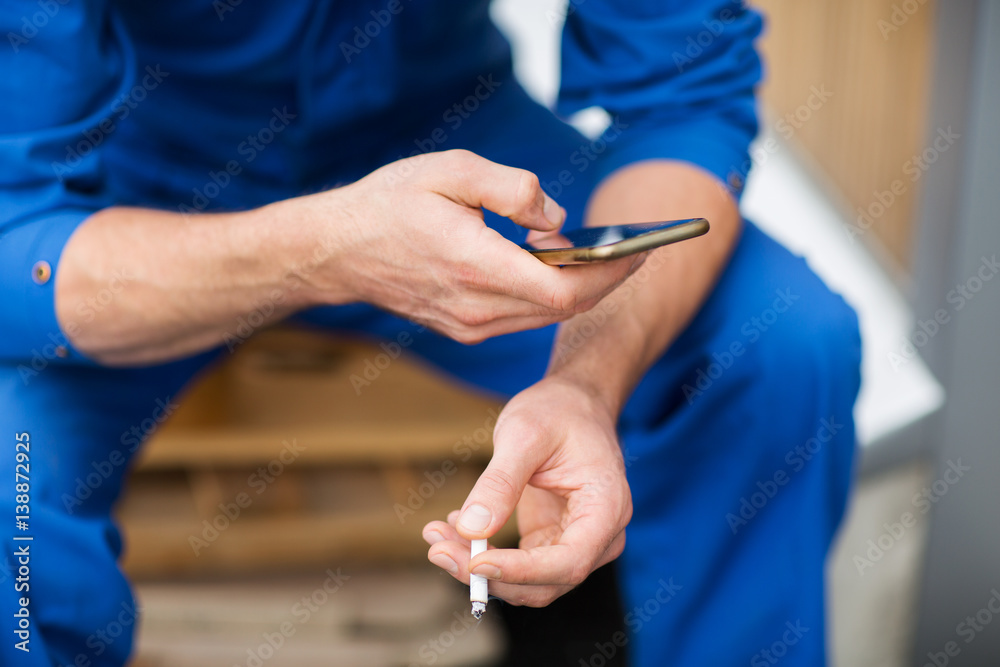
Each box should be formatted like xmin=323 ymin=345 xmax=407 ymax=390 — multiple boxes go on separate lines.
xmin=123 ymin=1 xmax=1000 ymax=665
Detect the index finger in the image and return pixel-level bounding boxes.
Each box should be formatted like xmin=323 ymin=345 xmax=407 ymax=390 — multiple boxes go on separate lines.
xmin=428 ymin=150 xmax=566 ymax=232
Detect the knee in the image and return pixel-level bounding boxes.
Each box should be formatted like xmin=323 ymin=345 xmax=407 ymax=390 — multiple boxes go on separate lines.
xmin=709 ymin=224 xmax=862 ymax=399
xmin=753 ymin=274 xmax=861 ymax=398
xmin=740 ymin=273 xmax=862 ymax=492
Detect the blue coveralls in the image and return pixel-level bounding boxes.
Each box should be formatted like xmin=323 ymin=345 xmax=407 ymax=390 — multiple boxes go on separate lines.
xmin=0 ymin=1 xmax=861 ymax=665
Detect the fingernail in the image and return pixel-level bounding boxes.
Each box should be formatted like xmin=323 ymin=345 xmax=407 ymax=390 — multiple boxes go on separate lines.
xmin=429 ymin=553 xmax=458 ymax=574
xmin=542 ymin=193 xmax=564 ymax=229
xmin=424 ymin=530 xmax=445 ymax=545
xmin=471 ymin=564 xmax=502 ymax=580
xmin=458 ymin=504 xmax=492 ymax=533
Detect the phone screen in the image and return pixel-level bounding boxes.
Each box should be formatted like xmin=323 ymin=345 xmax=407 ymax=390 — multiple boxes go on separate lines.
xmin=524 ymin=220 xmax=700 ymax=251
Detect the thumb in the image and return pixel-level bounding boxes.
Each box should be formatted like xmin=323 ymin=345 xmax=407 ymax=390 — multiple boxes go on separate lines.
xmin=429 ymin=150 xmax=566 ymax=232
xmin=456 ymin=446 xmax=536 ymax=541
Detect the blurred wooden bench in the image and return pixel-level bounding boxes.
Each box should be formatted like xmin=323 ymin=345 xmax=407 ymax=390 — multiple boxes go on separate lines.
xmin=116 ymin=325 xmax=513 ymax=578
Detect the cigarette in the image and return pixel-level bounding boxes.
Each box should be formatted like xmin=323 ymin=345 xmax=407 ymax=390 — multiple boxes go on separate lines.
xmin=470 ymin=539 xmax=488 ymax=618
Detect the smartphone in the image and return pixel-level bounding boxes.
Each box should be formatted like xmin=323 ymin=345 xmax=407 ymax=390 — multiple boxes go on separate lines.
xmin=523 ymin=218 xmax=709 ymax=265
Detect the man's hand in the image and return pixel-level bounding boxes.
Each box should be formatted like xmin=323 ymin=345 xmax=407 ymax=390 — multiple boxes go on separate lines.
xmin=421 ymin=376 xmax=632 ymax=606
xmin=56 ymin=150 xmax=642 ymax=364
xmin=300 ymin=150 xmax=642 ymax=344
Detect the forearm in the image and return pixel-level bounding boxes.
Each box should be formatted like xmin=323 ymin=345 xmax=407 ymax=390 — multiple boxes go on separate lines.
xmin=54 ymin=198 xmax=341 ymax=366
xmin=547 ymin=160 xmax=742 ymax=414
xmin=52 ymin=150 xmax=623 ymax=367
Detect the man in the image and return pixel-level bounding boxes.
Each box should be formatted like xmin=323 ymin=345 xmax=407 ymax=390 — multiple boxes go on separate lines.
xmin=0 ymin=1 xmax=860 ymax=665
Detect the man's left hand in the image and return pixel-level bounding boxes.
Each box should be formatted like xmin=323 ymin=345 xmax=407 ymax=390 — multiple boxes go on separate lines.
xmin=421 ymin=376 xmax=632 ymax=606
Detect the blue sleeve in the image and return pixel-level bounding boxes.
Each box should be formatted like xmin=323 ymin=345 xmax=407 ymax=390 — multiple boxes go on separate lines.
xmin=0 ymin=1 xmax=133 ymax=363
xmin=557 ymin=0 xmax=763 ymax=196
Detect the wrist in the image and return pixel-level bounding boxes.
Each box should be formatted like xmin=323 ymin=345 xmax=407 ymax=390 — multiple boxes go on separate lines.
xmin=248 ymin=191 xmax=353 ymax=309
xmin=546 ymin=302 xmax=650 ymax=417
xmin=544 ymin=364 xmax=628 ymax=419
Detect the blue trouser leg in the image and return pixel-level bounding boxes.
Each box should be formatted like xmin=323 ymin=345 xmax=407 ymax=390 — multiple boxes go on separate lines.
xmin=0 ymin=353 xmax=214 ymax=666
xmin=614 ymin=222 xmax=861 ymax=666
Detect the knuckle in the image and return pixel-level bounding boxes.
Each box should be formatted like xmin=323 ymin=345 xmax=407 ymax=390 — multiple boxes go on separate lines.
xmin=573 ymin=295 xmax=600 ymax=314
xmin=568 ymin=560 xmax=591 ymax=587
xmin=448 ymin=149 xmax=480 ymax=173
xmin=529 ymin=591 xmax=561 ymax=608
xmin=622 ymin=496 xmax=634 ymax=525
xmin=494 ymin=413 xmax=541 ymax=449
xmin=548 ymin=284 xmax=579 ymax=313
xmin=454 ymin=306 xmax=491 ymax=329
xmin=451 ymin=326 xmax=485 ymax=346
xmin=610 ymin=535 xmax=627 ymax=560
xmin=403 ymin=152 xmax=437 ymax=182
xmin=452 ymin=262 xmax=484 ymax=290
xmin=479 ymin=467 xmax=520 ymax=502
xmin=426 ymin=150 xmax=472 ymax=179
xmin=514 ymin=170 xmax=541 ymax=211
xmin=443 ymin=148 xmax=474 ymax=165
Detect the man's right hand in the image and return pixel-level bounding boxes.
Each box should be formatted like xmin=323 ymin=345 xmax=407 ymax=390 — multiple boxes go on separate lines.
xmin=292 ymin=149 xmax=643 ymax=343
